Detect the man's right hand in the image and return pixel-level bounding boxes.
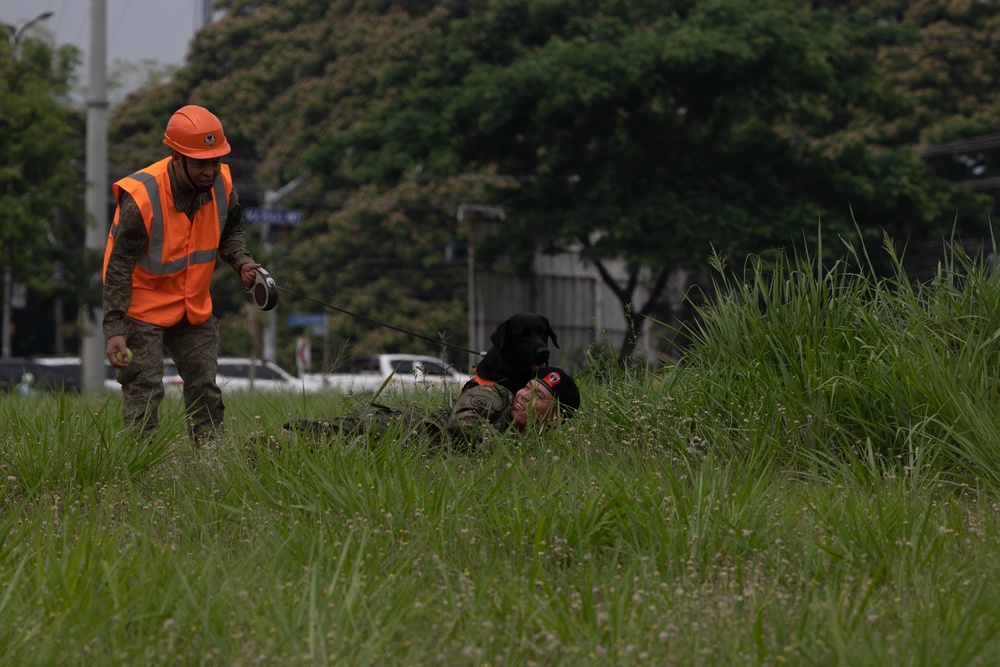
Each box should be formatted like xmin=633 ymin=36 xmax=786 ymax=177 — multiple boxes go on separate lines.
xmin=107 ymin=335 xmax=130 ymax=368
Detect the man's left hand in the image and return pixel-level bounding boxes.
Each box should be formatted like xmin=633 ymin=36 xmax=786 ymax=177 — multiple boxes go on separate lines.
xmin=240 ymin=262 xmax=263 ymax=289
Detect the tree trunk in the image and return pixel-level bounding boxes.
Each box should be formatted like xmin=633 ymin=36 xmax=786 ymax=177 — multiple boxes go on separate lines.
xmin=588 ymin=257 xmax=673 ymax=364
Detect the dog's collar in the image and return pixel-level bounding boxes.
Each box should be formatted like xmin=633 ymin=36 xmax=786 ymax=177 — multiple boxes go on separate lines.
xmin=471 ymin=367 xmax=496 ymax=386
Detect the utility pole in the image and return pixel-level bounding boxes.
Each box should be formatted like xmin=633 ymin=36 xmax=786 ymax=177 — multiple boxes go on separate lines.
xmin=196 ymin=0 xmax=214 ymax=31
xmin=81 ymin=0 xmax=107 ymax=391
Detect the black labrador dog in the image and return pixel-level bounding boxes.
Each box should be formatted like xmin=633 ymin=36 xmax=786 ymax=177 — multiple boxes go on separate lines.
xmin=463 ymin=312 xmax=559 ymax=394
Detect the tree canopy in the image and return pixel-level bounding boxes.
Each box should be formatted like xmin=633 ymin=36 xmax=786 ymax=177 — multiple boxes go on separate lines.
xmin=310 ymin=0 xmax=993 ymax=356
xmin=107 ymin=0 xmax=997 ymax=364
xmin=0 ymin=30 xmax=84 ymax=354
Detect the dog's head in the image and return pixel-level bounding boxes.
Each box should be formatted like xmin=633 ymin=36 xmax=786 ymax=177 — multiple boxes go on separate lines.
xmin=489 ymin=312 xmax=559 ymax=372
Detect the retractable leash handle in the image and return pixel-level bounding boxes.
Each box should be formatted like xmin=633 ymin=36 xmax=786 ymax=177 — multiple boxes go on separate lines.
xmin=246 ymin=267 xmax=278 ymax=311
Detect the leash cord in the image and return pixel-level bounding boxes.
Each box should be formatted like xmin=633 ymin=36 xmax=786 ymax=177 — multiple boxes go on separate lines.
xmin=274 ymin=285 xmax=485 ymax=358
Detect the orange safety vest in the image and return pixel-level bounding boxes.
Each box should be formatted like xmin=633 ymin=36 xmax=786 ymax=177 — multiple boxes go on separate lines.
xmin=103 ymin=157 xmax=232 ymax=327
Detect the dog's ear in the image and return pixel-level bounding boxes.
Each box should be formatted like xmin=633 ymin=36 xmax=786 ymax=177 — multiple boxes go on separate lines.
xmin=542 ymin=315 xmax=559 ymax=349
xmin=489 ymin=320 xmax=509 ymax=351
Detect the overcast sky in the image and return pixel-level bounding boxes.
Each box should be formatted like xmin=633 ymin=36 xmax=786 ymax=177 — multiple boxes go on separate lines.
xmin=3 ymin=0 xmax=197 ymax=68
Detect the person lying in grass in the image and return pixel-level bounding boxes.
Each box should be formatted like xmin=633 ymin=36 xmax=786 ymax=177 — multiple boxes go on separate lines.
xmin=272 ymin=366 xmax=580 ymax=451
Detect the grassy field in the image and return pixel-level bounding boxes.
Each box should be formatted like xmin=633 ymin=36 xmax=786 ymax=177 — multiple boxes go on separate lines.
xmin=4 ymin=239 xmax=1000 ymax=665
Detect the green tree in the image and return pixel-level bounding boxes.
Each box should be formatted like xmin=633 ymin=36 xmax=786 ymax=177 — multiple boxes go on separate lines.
xmin=841 ymin=1 xmax=1000 ymax=195
xmin=109 ymin=0 xmax=994 ymax=363
xmin=322 ymin=0 xmax=990 ymax=359
xmin=108 ymin=1 xmax=476 ymax=367
xmin=0 ymin=29 xmax=83 ymax=355
xmin=108 ymin=58 xmax=178 ymax=108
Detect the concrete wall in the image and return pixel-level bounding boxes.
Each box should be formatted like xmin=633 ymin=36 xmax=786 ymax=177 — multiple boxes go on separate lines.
xmin=466 ymin=215 xmax=652 ymax=371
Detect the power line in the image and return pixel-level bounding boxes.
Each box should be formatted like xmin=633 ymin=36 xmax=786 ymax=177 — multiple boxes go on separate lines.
xmin=913 ymin=132 xmax=1000 ymax=192
xmin=916 ymin=133 xmax=1000 ymax=158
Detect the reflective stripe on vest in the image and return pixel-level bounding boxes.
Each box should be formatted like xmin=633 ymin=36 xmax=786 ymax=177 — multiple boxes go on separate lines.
xmin=104 ymin=158 xmax=233 ymax=327
xmin=119 ymin=169 xmax=228 ymax=274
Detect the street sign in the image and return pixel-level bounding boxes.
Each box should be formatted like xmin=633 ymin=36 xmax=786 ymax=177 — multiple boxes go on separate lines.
xmin=286 ymin=313 xmax=326 ymax=328
xmin=244 ymin=207 xmax=302 ymax=226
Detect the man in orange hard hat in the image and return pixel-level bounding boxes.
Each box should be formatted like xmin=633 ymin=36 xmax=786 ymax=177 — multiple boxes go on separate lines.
xmin=102 ymin=105 xmax=266 ymax=444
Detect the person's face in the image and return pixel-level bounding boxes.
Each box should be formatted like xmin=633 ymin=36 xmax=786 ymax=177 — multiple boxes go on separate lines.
xmin=172 ymin=153 xmax=222 ymax=192
xmin=509 ymin=379 xmax=560 ymax=431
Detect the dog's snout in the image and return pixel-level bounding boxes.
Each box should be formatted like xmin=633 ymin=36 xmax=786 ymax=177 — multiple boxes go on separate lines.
xmin=536 ymin=347 xmax=550 ymax=363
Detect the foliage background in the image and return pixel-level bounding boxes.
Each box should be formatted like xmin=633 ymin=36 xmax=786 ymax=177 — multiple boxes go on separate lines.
xmin=0 ymin=30 xmax=85 ymax=354
xmin=3 ymin=0 xmax=1000 ymax=365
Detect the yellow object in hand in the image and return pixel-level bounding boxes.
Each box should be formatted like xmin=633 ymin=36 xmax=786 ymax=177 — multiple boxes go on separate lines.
xmin=116 ymin=348 xmax=133 ymax=363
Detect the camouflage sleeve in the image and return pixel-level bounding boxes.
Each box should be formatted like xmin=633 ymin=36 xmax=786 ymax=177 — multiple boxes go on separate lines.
xmin=445 ymin=384 xmax=514 ymax=444
xmin=102 ymin=193 xmax=147 ymax=339
xmin=219 ymin=185 xmax=255 ymax=273
xmin=285 ymin=405 xmax=436 ymax=442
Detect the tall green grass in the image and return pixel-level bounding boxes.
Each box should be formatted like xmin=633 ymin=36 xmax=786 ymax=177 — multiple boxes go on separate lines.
xmin=679 ymin=234 xmax=1000 ymax=489
xmin=3 ymin=237 xmax=1000 ymax=664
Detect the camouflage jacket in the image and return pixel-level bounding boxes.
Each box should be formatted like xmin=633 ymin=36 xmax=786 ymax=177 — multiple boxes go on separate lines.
xmin=285 ymin=383 xmax=516 ymax=450
xmin=102 ymin=160 xmax=255 ymax=339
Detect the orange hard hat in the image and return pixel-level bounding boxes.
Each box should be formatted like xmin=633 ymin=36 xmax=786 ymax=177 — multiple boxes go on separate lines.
xmin=162 ymin=105 xmax=231 ymax=159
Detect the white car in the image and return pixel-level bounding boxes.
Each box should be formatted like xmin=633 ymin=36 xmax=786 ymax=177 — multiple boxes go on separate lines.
xmin=214 ymin=357 xmax=321 ymax=392
xmin=22 ymin=357 xmax=314 ymax=394
xmin=159 ymin=357 xmax=321 ymax=393
xmin=303 ymin=354 xmax=471 ymax=393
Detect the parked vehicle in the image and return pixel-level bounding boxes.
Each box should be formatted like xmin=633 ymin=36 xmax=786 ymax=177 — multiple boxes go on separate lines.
xmin=2 ymin=354 xmax=464 ymax=395
xmin=303 ymin=354 xmax=471 ymax=393
xmin=29 ymin=357 xmax=99 ymax=391
xmin=159 ymin=358 xmax=323 ymax=393
xmin=0 ymin=357 xmax=84 ymax=392
xmin=214 ymin=357 xmax=322 ymax=393
xmin=26 ymin=357 xmax=181 ymax=392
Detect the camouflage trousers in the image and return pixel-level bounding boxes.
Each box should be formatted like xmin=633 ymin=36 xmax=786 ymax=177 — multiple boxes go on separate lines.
xmin=117 ymin=315 xmax=223 ymax=441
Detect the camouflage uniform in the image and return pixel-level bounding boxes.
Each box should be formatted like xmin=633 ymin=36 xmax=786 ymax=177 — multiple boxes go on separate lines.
xmin=103 ymin=161 xmax=254 ymax=441
xmin=284 ymin=383 xmax=517 ymax=451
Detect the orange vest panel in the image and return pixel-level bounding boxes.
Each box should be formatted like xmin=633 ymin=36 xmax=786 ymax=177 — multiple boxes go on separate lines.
xmin=103 ymin=157 xmax=232 ymax=327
